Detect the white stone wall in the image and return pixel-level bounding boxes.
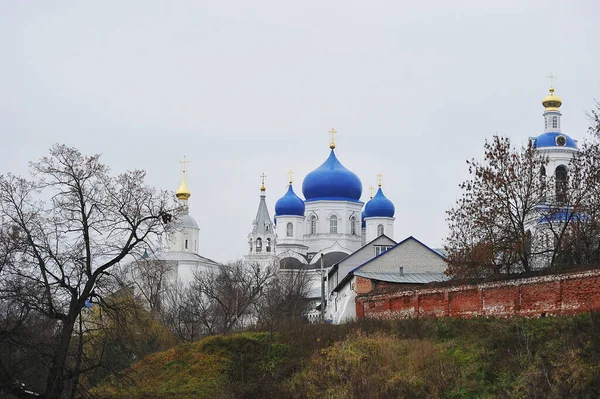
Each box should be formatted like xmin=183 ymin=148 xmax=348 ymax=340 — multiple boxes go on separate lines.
xmin=364 ymin=217 xmax=395 ymax=243
xmin=326 ymin=276 xmax=357 ymax=323
xmin=177 ymin=260 xmax=220 ymax=285
xmin=169 ymin=224 xmax=200 ymax=254
xmin=303 ymin=200 xmax=363 ymax=255
xmin=274 ymin=215 xmax=306 ymax=248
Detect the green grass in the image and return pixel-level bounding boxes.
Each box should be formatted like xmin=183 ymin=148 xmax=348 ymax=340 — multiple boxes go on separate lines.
xmin=92 ymin=315 xmax=600 ymax=398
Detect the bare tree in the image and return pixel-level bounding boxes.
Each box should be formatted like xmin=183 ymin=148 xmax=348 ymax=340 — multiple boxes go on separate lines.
xmin=121 ymin=258 xmax=176 ymax=316
xmin=445 ymin=137 xmax=548 ymax=277
xmin=160 ymin=281 xmax=201 ymax=342
xmin=187 ymin=260 xmax=274 ymax=335
xmin=0 ymin=144 xmax=175 ymax=398
xmin=446 ymin=112 xmax=600 ymax=278
xmin=254 ymin=268 xmax=312 ymax=333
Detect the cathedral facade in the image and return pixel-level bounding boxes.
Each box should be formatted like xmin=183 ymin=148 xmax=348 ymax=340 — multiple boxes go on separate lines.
xmin=245 ymin=131 xmax=397 ymax=272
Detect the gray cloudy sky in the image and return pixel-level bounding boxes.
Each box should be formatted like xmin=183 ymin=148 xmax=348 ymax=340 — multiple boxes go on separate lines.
xmin=1 ymin=1 xmax=599 ymax=263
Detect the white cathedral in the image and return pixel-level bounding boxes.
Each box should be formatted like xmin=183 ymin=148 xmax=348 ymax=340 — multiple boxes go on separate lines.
xmin=245 ymin=130 xmax=397 ymax=271
xmin=152 ymin=83 xmax=580 ymax=322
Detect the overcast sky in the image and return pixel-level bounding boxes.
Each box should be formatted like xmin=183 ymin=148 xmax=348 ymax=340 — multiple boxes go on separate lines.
xmin=1 ymin=1 xmax=599 ymax=263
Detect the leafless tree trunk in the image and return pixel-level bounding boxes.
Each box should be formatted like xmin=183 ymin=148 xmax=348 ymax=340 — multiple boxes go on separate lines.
xmin=0 ymin=144 xmax=176 ymax=398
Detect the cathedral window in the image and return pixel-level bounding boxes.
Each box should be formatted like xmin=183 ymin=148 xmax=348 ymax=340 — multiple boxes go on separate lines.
xmin=555 ymin=165 xmax=568 ymax=203
xmin=286 ymin=222 xmax=293 ymax=237
xmin=330 ymin=215 xmax=338 ymax=234
xmin=350 ymin=216 xmax=357 ymax=235
xmin=377 ymin=224 xmax=384 ymax=236
xmin=552 ymin=116 xmax=558 ymax=129
xmin=310 ymin=216 xmax=317 ymax=235
xmin=266 ymin=238 xmax=271 ymax=252
xmin=256 ymin=238 xmax=262 ymax=252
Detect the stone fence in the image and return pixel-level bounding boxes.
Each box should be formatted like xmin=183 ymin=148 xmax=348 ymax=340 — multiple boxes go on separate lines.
xmin=355 ymin=269 xmax=600 ymax=319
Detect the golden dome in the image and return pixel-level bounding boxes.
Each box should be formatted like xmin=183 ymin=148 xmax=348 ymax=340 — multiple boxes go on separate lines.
xmin=176 ymin=156 xmax=191 ymax=201
xmin=542 ymin=88 xmax=562 ymax=111
xmin=176 ymin=179 xmax=191 ymax=200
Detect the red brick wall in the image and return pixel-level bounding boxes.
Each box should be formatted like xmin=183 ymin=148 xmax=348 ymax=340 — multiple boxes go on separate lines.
xmin=355 ymin=270 xmax=600 ymax=320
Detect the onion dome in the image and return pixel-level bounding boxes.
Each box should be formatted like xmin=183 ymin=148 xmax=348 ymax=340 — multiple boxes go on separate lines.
xmin=176 ymin=156 xmax=191 ymax=201
xmin=275 ymin=184 xmax=305 ymax=216
xmin=176 ymin=179 xmax=191 ymax=200
xmin=364 ymin=187 xmax=395 ymax=218
xmin=302 ymin=150 xmax=362 ymax=202
xmin=542 ymin=87 xmax=562 ymax=111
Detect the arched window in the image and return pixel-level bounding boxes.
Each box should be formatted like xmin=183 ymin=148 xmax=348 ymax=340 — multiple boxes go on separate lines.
xmin=330 ymin=215 xmax=338 ymax=234
xmin=286 ymin=222 xmax=293 ymax=237
xmin=555 ymin=165 xmax=567 ymax=202
xmin=377 ymin=224 xmax=384 ymax=236
xmin=350 ymin=216 xmax=357 ymax=236
xmin=310 ymin=216 xmax=317 ymax=235
xmin=552 ymin=116 xmax=558 ymax=129
xmin=185 ymin=239 xmax=188 ymax=249
xmin=249 ymin=239 xmax=253 ymax=253
xmin=256 ymin=238 xmax=262 ymax=252
xmin=266 ymin=238 xmax=271 ymax=252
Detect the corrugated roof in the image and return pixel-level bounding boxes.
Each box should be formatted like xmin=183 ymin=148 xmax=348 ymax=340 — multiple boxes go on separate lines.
xmin=354 ymin=271 xmax=448 ymax=284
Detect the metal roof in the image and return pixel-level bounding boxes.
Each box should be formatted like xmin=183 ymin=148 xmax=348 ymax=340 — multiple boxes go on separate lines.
xmin=155 ymin=251 xmax=221 ymax=267
xmin=354 ymin=271 xmax=448 ymax=284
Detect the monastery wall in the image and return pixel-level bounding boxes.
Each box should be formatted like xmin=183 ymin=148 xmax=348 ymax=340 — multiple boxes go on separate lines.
xmin=355 ymin=269 xmax=600 ymax=320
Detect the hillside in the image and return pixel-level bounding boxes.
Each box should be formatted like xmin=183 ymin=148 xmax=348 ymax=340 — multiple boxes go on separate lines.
xmin=92 ymin=315 xmax=600 ymax=398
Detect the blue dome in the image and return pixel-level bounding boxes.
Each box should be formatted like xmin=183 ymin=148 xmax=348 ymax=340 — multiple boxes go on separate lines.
xmin=302 ymin=150 xmax=362 ymax=202
xmin=364 ymin=187 xmax=395 ymax=218
xmin=532 ymin=132 xmax=577 ymax=149
xmin=275 ymin=184 xmax=305 ymax=217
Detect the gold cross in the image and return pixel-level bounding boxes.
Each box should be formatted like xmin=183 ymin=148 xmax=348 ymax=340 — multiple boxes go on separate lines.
xmin=179 ymin=155 xmax=190 ymax=173
xmin=369 ymin=186 xmax=374 ymax=199
xmin=329 ymin=128 xmax=337 ymax=149
xmin=546 ymin=73 xmax=557 ymax=88
xmin=377 ymin=173 xmax=383 ymax=187
xmin=288 ymin=170 xmax=293 ymax=184
xmin=260 ymin=173 xmax=267 ymax=190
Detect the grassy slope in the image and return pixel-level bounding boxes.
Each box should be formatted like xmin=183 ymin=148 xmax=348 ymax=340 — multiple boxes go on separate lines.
xmin=93 ymin=315 xmax=600 ymax=399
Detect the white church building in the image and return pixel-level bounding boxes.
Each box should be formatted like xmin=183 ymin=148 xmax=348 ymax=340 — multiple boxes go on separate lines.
xmin=245 ymin=131 xmax=398 ymax=271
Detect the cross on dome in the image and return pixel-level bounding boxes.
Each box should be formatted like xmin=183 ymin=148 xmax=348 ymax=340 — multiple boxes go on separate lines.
xmin=377 ymin=173 xmax=383 ymax=187
xmin=329 ymin=128 xmax=337 ymax=149
xmin=546 ymin=73 xmax=557 ymax=88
